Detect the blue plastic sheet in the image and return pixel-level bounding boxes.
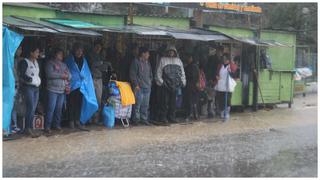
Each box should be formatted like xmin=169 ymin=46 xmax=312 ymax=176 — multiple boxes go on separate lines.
xmin=2 ymin=27 xmax=23 ymax=134
xmin=65 ymin=55 xmax=98 ymax=124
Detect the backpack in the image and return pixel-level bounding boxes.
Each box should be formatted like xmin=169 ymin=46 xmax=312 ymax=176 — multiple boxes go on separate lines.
xmin=197 ymin=69 xmax=206 ymax=91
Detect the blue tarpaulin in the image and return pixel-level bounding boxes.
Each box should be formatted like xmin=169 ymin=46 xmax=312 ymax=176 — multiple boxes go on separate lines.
xmin=2 ymin=27 xmax=23 ymax=134
xmin=65 ymin=55 xmax=98 ymax=124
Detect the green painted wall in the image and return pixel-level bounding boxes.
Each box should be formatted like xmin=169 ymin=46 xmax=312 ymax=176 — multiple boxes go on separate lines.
xmin=258 ymin=70 xmax=281 ymax=104
xmin=3 ymin=5 xmax=57 ymax=19
xmin=133 ymin=16 xmax=189 ymax=30
xmin=57 ymin=12 xmax=124 ymax=26
xmin=279 ymin=72 xmax=293 ymax=102
xmin=259 ymin=31 xmax=296 ymax=104
xmin=209 ymin=26 xmax=254 ymax=38
xmin=261 ymin=31 xmax=296 ymax=71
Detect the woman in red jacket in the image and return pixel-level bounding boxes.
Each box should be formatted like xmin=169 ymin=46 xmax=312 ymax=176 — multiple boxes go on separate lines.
xmin=214 ymin=53 xmax=238 ymax=120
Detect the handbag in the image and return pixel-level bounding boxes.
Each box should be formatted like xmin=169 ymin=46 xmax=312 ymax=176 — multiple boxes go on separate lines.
xmin=102 ymin=104 xmax=115 ymax=128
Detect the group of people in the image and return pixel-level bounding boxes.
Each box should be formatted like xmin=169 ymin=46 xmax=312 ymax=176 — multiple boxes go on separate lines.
xmin=130 ymin=45 xmax=238 ymax=126
xmin=10 ymin=39 xmax=238 ymax=138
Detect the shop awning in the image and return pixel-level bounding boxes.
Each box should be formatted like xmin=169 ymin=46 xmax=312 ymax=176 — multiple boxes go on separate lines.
xmin=99 ymin=25 xmax=169 ymax=36
xmin=3 ymin=16 xmax=102 ymax=36
xmin=98 ymin=25 xmax=230 ymax=41
xmin=43 ymin=19 xmax=105 ymax=29
xmin=3 ymin=16 xmax=58 ymax=33
xmin=259 ymin=39 xmax=291 ymax=47
xmin=154 ymin=26 xmax=230 ymax=41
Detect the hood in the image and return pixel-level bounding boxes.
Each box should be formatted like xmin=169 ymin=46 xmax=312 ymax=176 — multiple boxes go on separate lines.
xmin=166 ymin=45 xmax=178 ymax=55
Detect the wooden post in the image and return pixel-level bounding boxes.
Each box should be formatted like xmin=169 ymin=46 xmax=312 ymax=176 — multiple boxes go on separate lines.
xmin=128 ymin=3 xmax=133 ymax=25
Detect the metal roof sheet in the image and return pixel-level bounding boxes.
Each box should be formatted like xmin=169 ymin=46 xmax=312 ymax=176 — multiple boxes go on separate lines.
xmin=14 ymin=16 xmax=101 ymax=36
xmin=3 ymin=16 xmax=59 ymax=33
xmin=44 ymin=19 xmax=105 ymax=29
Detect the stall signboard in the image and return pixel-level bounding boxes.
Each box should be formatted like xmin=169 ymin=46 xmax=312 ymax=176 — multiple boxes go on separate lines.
xmin=200 ymin=3 xmax=262 ymax=14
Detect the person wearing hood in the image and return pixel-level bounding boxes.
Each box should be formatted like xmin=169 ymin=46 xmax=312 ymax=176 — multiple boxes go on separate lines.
xmin=155 ymin=45 xmax=186 ymax=125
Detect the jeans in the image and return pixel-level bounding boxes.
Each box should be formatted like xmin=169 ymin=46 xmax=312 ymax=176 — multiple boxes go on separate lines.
xmin=45 ymin=90 xmax=65 ymax=129
xmin=216 ymin=91 xmax=232 ymax=112
xmin=23 ymin=85 xmax=39 ymax=129
xmin=133 ymin=88 xmax=151 ymax=122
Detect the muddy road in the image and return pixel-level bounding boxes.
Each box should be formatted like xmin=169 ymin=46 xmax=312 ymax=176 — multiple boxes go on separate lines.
xmin=3 ymin=94 xmax=318 ymax=177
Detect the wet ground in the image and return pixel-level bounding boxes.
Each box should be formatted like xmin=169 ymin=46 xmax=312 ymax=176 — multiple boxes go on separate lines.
xmin=2 ymin=94 xmax=318 ymax=177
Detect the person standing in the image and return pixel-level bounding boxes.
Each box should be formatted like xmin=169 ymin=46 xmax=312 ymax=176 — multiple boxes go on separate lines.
xmin=129 ymin=47 xmax=153 ymax=126
xmin=183 ymin=55 xmax=200 ymax=121
xmin=205 ymin=46 xmax=224 ymax=118
xmin=214 ymin=53 xmax=238 ymax=120
xmin=155 ymin=45 xmax=186 ymax=125
xmin=11 ymin=45 xmax=23 ymax=133
xmin=87 ymin=40 xmax=112 ymax=124
xmin=66 ymin=42 xmax=98 ymax=131
xmin=44 ymin=48 xmax=71 ymax=134
xmin=18 ymin=44 xmax=41 ymax=138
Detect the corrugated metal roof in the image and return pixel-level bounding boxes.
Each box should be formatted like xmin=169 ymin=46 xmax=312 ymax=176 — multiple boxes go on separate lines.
xmin=14 ymin=16 xmax=101 ymax=36
xmin=3 ymin=3 xmax=56 ymax=10
xmin=206 ymin=28 xmax=290 ymax=47
xmin=44 ymin=19 xmax=105 ymax=29
xmin=98 ymin=25 xmax=230 ymax=41
xmin=3 ymin=16 xmax=59 ymax=33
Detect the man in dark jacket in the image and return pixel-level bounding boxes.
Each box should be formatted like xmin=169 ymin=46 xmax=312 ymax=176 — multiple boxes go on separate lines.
xmin=129 ymin=47 xmax=153 ymax=125
xmin=205 ymin=46 xmax=224 ymax=118
xmin=87 ymin=40 xmax=112 ymax=124
xmin=155 ymin=45 xmax=186 ymax=125
xmin=183 ymin=55 xmax=200 ymax=121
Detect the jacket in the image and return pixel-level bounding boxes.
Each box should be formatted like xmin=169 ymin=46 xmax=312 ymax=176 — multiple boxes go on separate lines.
xmin=185 ymin=62 xmax=200 ymax=91
xmin=155 ymin=57 xmax=186 ymax=91
xmin=18 ymin=58 xmax=41 ymax=87
xmin=87 ymin=51 xmax=111 ymax=79
xmin=45 ymin=59 xmax=71 ymax=94
xmin=129 ymin=58 xmax=153 ymax=89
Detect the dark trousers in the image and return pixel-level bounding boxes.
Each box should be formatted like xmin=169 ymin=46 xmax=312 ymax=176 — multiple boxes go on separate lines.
xmin=183 ymin=86 xmax=199 ymax=118
xmin=67 ymin=88 xmax=83 ymax=126
xmin=23 ymin=85 xmax=39 ymax=129
xmin=158 ymin=86 xmax=177 ymax=122
xmin=216 ymin=91 xmax=232 ymax=112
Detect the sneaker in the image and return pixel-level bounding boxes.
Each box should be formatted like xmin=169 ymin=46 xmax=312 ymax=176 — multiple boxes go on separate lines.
xmin=55 ymin=127 xmax=63 ymax=133
xmin=77 ymin=125 xmax=90 ymax=131
xmin=141 ymin=121 xmax=152 ymax=126
xmin=220 ymin=111 xmax=224 ymax=119
xmin=169 ymin=119 xmax=180 ymax=124
xmin=26 ymin=128 xmax=40 ymax=138
xmin=152 ymin=120 xmax=170 ymax=126
xmin=44 ymin=128 xmax=52 ymax=135
xmin=11 ymin=127 xmax=21 ymax=134
xmin=207 ymin=113 xmax=214 ymax=119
